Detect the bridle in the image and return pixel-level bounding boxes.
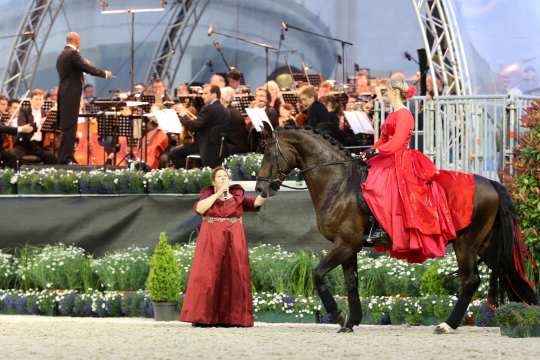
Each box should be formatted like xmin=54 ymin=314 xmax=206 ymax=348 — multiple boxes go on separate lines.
xmin=255 ymin=131 xmax=357 ymax=191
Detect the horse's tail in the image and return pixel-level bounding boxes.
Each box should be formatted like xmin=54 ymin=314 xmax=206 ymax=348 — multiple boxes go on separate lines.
xmin=487 ymin=180 xmax=538 ymax=305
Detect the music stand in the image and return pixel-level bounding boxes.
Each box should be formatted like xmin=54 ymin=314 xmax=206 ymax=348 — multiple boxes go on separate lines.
xmin=140 ymin=95 xmax=155 ymax=113
xmin=331 ymin=92 xmax=349 ymax=108
xmin=0 ymin=112 xmax=9 ymax=125
xmin=42 ymin=100 xmax=53 ymax=113
xmin=41 ymin=110 xmax=60 ymax=156
xmin=282 ymin=91 xmax=298 ymax=107
xmin=292 ymin=73 xmax=308 ymax=83
xmin=231 ymin=95 xmax=254 ymax=116
xmin=307 ymin=74 xmax=323 ymax=86
xmin=97 ymin=114 xmax=133 ymax=167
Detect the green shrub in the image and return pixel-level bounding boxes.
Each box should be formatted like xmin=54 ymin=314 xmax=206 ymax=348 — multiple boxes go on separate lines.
xmin=510 ymin=100 xmax=540 ymax=274
xmin=145 ymin=233 xmax=181 ymax=302
xmin=0 ymin=168 xmax=15 ymax=194
xmin=420 ymin=263 xmax=449 ymax=296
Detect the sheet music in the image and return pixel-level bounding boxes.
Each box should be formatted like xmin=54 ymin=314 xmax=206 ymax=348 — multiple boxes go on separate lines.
xmin=246 ymin=107 xmax=273 ymax=132
xmin=125 ymin=101 xmax=148 ymax=107
xmin=343 ymin=111 xmax=374 ymax=135
xmin=153 ymin=109 xmax=182 ymax=134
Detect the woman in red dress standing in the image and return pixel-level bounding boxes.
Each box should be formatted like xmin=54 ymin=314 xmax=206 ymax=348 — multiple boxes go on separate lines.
xmin=180 ymin=166 xmax=267 ymax=327
xmin=361 ymin=80 xmax=458 ymax=263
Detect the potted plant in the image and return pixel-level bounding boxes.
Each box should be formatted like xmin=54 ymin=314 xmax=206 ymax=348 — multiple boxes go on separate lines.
xmin=146 ymin=232 xmax=182 ymax=321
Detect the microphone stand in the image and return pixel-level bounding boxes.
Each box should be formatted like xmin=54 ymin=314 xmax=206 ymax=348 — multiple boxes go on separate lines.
xmin=282 ymin=21 xmax=353 ymax=83
xmin=188 ymin=60 xmax=213 ymax=86
xmin=209 ymin=27 xmax=277 ymax=81
xmin=212 ymin=41 xmax=233 ymax=70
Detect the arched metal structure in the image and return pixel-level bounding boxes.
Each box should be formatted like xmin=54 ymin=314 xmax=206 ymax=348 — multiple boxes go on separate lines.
xmin=1 ymin=0 xmax=65 ymax=98
xmin=2 ymin=0 xmax=468 ymax=97
xmin=411 ymin=0 xmax=471 ymax=96
xmin=145 ymin=0 xmax=211 ymax=88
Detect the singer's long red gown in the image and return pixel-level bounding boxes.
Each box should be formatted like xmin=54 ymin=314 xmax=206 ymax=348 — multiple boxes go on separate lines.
xmin=179 ymin=184 xmax=258 ymax=327
xmin=361 ymin=108 xmax=475 ymax=263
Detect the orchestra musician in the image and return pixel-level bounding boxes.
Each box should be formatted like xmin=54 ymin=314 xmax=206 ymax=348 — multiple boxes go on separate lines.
xmin=221 ymin=87 xmax=249 ymax=155
xmin=297 ymin=85 xmax=339 ymax=139
xmin=171 ymin=84 xmax=229 ymax=168
xmin=0 ymin=122 xmax=33 ymax=168
xmin=56 ymin=32 xmax=112 ymax=164
xmin=145 ymin=79 xmax=173 ymax=106
xmin=209 ymin=74 xmax=226 ymax=89
xmin=0 ymin=96 xmax=8 ymax=118
xmin=12 ymin=89 xmax=56 ymax=164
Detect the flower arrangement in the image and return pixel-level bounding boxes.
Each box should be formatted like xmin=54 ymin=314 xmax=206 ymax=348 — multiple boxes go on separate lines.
xmin=0 ymin=168 xmax=15 ymax=194
xmin=509 ymin=99 xmax=540 ymax=272
xmin=78 ymin=169 xmax=146 ymax=194
xmin=16 ymin=168 xmax=79 ymax=194
xmin=497 ymin=302 xmax=540 ymax=337
xmin=1 ymin=243 xmax=492 ymax=300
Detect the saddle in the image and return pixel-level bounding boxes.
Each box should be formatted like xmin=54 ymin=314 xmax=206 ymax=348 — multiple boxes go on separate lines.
xmin=352 ymin=160 xmax=392 ymax=249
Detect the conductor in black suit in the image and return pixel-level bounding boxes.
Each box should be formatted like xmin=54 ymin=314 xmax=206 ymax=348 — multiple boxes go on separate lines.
xmin=56 ymin=32 xmax=112 ymax=164
xmin=173 ymin=85 xmax=230 ymax=168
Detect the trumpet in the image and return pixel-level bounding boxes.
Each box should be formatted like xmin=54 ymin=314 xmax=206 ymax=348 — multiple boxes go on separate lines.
xmin=175 ymin=103 xmax=198 ymax=120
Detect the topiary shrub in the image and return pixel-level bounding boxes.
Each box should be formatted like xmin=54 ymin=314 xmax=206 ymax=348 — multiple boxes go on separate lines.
xmin=145 ymin=233 xmax=181 ymax=302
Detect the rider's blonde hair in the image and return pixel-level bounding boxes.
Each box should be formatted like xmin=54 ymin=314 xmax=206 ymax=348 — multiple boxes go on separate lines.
xmin=386 ymin=79 xmax=409 ymax=101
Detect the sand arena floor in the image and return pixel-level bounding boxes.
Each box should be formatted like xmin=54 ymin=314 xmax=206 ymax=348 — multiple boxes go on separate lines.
xmin=0 ymin=315 xmax=538 ymax=360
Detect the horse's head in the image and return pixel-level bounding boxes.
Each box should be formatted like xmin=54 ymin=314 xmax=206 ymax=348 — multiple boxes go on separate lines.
xmin=255 ymin=129 xmax=298 ymax=198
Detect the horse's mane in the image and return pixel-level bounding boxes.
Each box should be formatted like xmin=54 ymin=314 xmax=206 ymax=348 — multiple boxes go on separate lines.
xmin=281 ymin=125 xmax=352 ymax=160
xmin=279 ymin=125 xmax=370 ymax=214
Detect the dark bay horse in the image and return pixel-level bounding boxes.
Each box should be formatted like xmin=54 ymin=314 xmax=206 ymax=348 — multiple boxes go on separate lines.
xmin=255 ymin=128 xmax=538 ymax=333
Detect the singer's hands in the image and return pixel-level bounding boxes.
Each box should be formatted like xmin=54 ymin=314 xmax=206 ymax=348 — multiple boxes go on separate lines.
xmin=216 ymin=180 xmax=230 ymax=197
xmin=20 ymin=124 xmax=33 ymax=134
xmin=105 ymin=71 xmax=113 ymax=79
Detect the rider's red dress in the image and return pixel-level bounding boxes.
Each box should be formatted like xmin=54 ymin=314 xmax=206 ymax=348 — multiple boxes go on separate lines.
xmin=362 ymin=108 xmax=475 ymax=263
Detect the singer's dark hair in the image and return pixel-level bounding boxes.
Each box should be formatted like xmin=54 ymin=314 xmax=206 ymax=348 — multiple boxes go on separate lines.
xmin=211 ymin=166 xmax=229 ymax=181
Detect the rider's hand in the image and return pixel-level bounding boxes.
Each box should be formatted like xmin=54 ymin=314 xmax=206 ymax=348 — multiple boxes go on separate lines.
xmin=359 ymin=148 xmax=379 ymax=162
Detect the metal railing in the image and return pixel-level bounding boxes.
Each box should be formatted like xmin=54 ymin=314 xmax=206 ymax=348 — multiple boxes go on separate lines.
xmin=371 ymin=94 xmax=538 ymax=181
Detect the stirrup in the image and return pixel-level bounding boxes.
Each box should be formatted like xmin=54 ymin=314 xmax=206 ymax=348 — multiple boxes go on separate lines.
xmin=365 ymin=218 xmax=387 ymax=244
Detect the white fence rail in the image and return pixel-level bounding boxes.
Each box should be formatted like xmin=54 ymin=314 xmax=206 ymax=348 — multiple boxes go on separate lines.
xmin=371 ymin=95 xmax=538 ymax=181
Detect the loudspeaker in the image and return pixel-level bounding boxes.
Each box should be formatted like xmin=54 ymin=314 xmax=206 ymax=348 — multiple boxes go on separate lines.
xmin=417 ymin=48 xmax=429 ymax=96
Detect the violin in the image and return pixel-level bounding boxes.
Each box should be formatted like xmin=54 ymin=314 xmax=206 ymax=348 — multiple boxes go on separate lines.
xmin=295 ymin=103 xmax=308 ymax=126
xmin=1 ymin=112 xmax=14 ymax=150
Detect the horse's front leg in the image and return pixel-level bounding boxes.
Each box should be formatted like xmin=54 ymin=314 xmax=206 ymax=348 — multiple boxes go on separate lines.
xmin=313 ymin=243 xmax=354 ymax=332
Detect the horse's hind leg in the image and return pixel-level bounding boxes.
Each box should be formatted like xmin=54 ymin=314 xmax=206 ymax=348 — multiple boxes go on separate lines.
xmin=313 ymin=243 xmax=354 ymax=329
xmin=435 ymin=234 xmax=481 ymax=334
xmin=340 ymin=252 xmax=362 ymax=332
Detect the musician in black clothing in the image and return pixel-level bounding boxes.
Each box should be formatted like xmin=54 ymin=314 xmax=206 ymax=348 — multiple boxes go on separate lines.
xmin=221 ymin=87 xmax=249 ymax=155
xmin=56 ymin=32 xmax=112 ymax=164
xmin=172 ymin=85 xmax=230 ymax=168
xmin=0 ymin=123 xmax=33 ymax=168
xmin=12 ymin=89 xmax=56 ymax=164
xmin=299 ymin=86 xmax=343 ymax=143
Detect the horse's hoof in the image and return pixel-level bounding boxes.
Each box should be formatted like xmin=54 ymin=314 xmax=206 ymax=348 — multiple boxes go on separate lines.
xmin=337 ymin=326 xmax=354 ymax=333
xmin=433 ymin=322 xmax=452 ymax=334
xmin=336 ymin=311 xmax=348 ymax=328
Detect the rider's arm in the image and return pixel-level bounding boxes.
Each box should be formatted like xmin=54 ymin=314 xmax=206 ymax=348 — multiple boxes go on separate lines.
xmin=375 ymin=112 xmax=414 ymax=155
